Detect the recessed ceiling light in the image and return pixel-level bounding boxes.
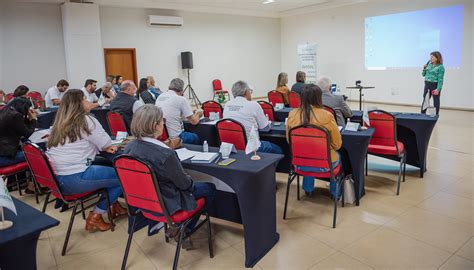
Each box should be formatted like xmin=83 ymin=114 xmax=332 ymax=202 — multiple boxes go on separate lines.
xmin=263 ymin=0 xmax=275 ymax=4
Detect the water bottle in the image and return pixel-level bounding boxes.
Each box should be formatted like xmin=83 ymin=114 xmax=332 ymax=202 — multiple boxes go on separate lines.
xmin=203 ymin=140 xmax=209 ymax=152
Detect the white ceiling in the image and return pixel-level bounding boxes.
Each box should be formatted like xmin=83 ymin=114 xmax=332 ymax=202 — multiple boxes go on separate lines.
xmin=10 ymin=0 xmax=368 ymax=17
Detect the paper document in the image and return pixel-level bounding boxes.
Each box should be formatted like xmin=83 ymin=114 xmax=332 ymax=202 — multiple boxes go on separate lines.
xmin=191 ymin=152 xmax=219 ymax=163
xmin=201 ymin=120 xmax=218 ymax=125
xmin=175 ymin=148 xmax=201 ymax=161
xmin=28 ymin=129 xmax=51 ymax=144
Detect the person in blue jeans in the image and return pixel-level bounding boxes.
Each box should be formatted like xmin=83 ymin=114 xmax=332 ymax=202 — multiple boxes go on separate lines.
xmin=286 ymin=83 xmax=342 ymax=197
xmin=47 ymin=89 xmax=127 ymax=232
xmin=124 ymin=105 xmax=216 ymax=250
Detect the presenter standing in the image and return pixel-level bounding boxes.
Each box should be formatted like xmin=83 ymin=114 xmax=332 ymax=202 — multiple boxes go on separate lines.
xmin=421 ymin=51 xmax=445 ymax=115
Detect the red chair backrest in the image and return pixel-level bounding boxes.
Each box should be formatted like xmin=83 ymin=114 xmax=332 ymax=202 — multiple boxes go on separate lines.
xmin=114 ymin=155 xmax=172 ymax=222
xmin=289 ymin=125 xmax=333 ymax=172
xmin=107 ymin=111 xmax=127 ymax=137
xmin=268 ymin=90 xmax=284 ymax=107
xmin=212 ymin=79 xmax=223 ymax=92
xmin=289 ymin=92 xmax=301 ymax=108
xmin=323 ymin=105 xmax=337 ymax=122
xmin=202 ymin=101 xmax=223 ymax=118
xmin=6 ymin=93 xmax=14 ymax=102
xmin=368 ymin=110 xmax=397 ymax=147
xmin=258 ymin=101 xmax=275 ymax=121
xmin=27 ymin=91 xmax=43 ymax=101
xmin=22 ymin=142 xmax=63 ymax=199
xmin=216 ymin=119 xmax=247 ymax=150
xmin=159 ymin=123 xmax=169 ymax=141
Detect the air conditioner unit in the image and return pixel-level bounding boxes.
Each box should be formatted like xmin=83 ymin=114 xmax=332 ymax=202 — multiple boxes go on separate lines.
xmin=148 ymin=15 xmax=183 ymax=27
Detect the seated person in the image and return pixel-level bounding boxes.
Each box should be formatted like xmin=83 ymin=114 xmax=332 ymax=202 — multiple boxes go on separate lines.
xmin=113 ymin=75 xmax=123 ymax=93
xmin=137 ymin=78 xmax=156 ymax=104
xmin=286 ymin=84 xmax=342 ymax=196
xmin=13 ymin=85 xmax=30 ymax=99
xmin=109 ymin=80 xmax=144 ymax=130
xmin=81 ymin=79 xmax=99 ymax=108
xmin=223 ymin=81 xmax=283 ymax=154
xmin=47 ymin=89 xmax=127 ymax=232
xmin=0 ymin=95 xmax=38 ymax=193
xmin=147 ymin=75 xmax=161 ymax=98
xmin=317 ymin=76 xmax=352 ymax=126
xmin=155 ymin=78 xmax=202 ymax=145
xmin=95 ymin=82 xmax=116 ymax=103
xmin=106 ymin=75 xmax=117 ymax=94
xmin=276 ymin=72 xmax=290 ymax=106
xmin=45 ymin=79 xmax=69 ymax=108
xmin=123 ymin=105 xmax=216 ymax=249
xmin=0 ymin=89 xmax=6 ymax=105
xmin=291 ymin=71 xmax=306 ymax=95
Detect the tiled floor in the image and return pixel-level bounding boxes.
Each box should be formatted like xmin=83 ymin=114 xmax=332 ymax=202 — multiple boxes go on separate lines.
xmin=14 ymin=102 xmax=474 ymax=269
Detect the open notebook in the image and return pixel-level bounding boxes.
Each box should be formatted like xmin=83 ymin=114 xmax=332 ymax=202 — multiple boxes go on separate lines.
xmin=190 ymin=152 xmax=219 ymax=163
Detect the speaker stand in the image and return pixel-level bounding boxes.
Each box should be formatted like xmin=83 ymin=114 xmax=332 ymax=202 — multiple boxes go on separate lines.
xmin=184 ymin=69 xmax=201 ymax=107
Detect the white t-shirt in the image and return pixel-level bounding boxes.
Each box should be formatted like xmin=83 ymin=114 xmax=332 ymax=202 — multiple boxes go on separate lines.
xmin=46 ymin=116 xmax=112 ymax=175
xmin=82 ymin=87 xmax=99 ymax=103
xmin=45 ymin=86 xmax=65 ymax=108
xmin=140 ymin=137 xmax=170 ymax=149
xmin=223 ymin=96 xmax=269 ymax=139
xmin=155 ymin=90 xmax=193 ymax=138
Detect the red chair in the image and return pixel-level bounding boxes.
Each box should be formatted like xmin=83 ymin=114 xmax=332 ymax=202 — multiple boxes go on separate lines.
xmin=114 ymin=155 xmax=213 ymax=270
xmin=366 ymin=110 xmax=406 ymax=195
xmin=212 ymin=79 xmax=230 ymax=102
xmin=283 ymin=125 xmax=344 ymax=228
xmin=289 ymin=92 xmax=301 ymax=108
xmin=27 ymin=91 xmax=45 ymax=109
xmin=216 ymin=119 xmax=247 ymax=151
xmin=107 ymin=111 xmax=127 ymax=138
xmin=0 ymin=162 xmax=30 ymax=197
xmin=267 ymin=90 xmax=284 ymax=107
xmin=323 ymin=105 xmax=337 ymax=122
xmin=22 ymin=142 xmax=114 ymax=256
xmin=257 ymin=101 xmax=275 ymax=121
xmin=202 ymin=100 xmax=223 ymax=118
xmin=6 ymin=93 xmax=14 ymax=102
xmin=159 ymin=123 xmax=169 ymax=142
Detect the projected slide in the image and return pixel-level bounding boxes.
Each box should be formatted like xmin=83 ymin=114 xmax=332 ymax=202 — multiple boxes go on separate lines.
xmin=365 ymin=5 xmax=463 ymax=70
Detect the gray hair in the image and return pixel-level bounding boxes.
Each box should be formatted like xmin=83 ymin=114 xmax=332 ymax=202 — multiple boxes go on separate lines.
xmin=102 ymin=82 xmax=112 ymax=89
xmin=120 ymin=80 xmax=135 ymax=92
xmin=169 ymin=78 xmax=184 ymax=92
xmin=231 ymin=80 xmax=250 ymax=97
xmin=317 ymin=76 xmax=332 ymax=92
xmin=131 ymin=104 xmax=164 ymax=139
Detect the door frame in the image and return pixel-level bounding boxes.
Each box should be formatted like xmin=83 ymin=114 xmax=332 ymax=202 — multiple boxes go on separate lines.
xmin=103 ymin=48 xmax=138 ymax=85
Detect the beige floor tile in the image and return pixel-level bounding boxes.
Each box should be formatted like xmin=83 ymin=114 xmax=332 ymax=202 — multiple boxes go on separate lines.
xmin=386 ymin=207 xmax=474 ymax=253
xmin=439 ymin=255 xmax=474 ymax=270
xmin=56 ymin=244 xmax=155 ymax=270
xmin=181 ymin=246 xmax=259 ymax=270
xmin=456 ymin=237 xmax=474 ymax=261
xmin=418 ymin=192 xmax=474 ymax=224
xmin=343 ymin=227 xmax=451 ymax=269
xmin=257 ymin=228 xmax=336 ymax=269
xmin=443 ymin=178 xmax=474 ymax=200
xmin=37 ymin=238 xmax=57 ymax=270
xmin=309 ymin=251 xmax=374 ymax=270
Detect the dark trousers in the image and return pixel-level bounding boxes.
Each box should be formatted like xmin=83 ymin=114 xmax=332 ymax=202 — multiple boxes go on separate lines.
xmin=421 ymin=81 xmax=440 ymax=115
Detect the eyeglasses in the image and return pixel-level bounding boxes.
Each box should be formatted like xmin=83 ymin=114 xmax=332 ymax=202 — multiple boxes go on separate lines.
xmin=247 ymin=89 xmax=254 ymax=94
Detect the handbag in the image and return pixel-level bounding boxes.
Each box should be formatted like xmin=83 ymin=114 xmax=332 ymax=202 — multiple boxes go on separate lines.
xmin=343 ymin=175 xmax=356 ymax=204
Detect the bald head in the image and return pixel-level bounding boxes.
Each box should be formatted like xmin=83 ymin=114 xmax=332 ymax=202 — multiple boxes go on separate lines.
xmin=120 ymin=80 xmax=137 ymax=96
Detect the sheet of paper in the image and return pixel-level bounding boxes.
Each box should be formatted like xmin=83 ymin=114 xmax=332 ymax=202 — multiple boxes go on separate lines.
xmin=28 ymin=129 xmax=51 ymax=143
xmin=338 ymin=126 xmax=343 ymax=131
xmin=201 ymin=120 xmax=218 ymax=125
xmin=175 ymin=148 xmax=201 ymax=161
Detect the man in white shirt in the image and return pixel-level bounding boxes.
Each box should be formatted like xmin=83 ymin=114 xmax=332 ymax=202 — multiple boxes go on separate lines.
xmin=82 ymin=79 xmax=99 ymax=108
xmin=223 ymin=80 xmax=283 ymax=154
xmin=45 ymin=79 xmax=69 ymax=108
xmin=109 ymin=80 xmax=144 ymax=130
xmin=155 ymin=78 xmax=202 ymax=144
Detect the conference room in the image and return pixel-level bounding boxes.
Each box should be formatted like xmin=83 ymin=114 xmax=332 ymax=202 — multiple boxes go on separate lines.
xmin=0 ymin=0 xmax=473 ymax=269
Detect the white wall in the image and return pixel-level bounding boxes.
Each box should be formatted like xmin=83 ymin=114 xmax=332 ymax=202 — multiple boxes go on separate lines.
xmin=62 ymin=2 xmax=105 ymax=89
xmin=281 ymin=0 xmax=473 ymax=109
xmin=1 ymin=2 xmax=67 ymax=93
xmin=99 ymin=7 xmax=281 ymax=100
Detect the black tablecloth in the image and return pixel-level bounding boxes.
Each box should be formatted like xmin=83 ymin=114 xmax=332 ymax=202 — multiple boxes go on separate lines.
xmin=351 ymin=111 xmax=437 ymax=177
xmin=0 ymin=198 xmax=59 ymax=270
xmin=274 ymin=107 xmax=293 ymax=122
xmin=37 ymin=107 xmax=111 ymax=135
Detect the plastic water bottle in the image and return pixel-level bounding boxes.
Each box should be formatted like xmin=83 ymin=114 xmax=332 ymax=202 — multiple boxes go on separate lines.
xmin=203 ymin=140 xmax=209 ymax=152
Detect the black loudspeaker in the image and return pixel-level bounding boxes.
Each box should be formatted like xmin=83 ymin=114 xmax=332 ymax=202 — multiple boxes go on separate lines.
xmin=181 ymin=51 xmax=193 ymax=69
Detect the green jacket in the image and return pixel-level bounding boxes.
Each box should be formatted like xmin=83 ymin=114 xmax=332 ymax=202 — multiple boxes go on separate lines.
xmin=422 ymin=63 xmax=445 ymax=91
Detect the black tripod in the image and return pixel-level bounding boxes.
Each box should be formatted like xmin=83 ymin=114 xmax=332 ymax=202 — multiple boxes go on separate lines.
xmin=183 ymin=69 xmax=201 ymax=107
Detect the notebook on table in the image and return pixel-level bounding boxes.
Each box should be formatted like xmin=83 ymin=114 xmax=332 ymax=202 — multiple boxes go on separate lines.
xmin=191 ymin=152 xmax=220 ymax=163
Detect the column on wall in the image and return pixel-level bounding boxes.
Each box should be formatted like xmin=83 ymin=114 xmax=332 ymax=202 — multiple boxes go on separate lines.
xmin=61 ymin=2 xmax=105 ymax=89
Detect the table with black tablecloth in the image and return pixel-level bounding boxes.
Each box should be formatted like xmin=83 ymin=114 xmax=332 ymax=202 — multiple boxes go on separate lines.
xmin=37 ymin=107 xmax=111 ymax=135
xmin=351 ymin=111 xmax=437 ymax=177
xmin=274 ymin=107 xmax=293 ymax=122
xmin=0 ymin=198 xmax=59 ymax=270
xmin=184 ymin=122 xmax=373 ymax=205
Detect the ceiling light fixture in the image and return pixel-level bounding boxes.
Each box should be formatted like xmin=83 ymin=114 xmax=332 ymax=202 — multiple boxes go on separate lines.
xmin=263 ymin=0 xmax=275 ymax=4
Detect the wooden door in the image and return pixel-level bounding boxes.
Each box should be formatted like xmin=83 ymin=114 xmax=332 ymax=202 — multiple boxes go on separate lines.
xmin=104 ymin=48 xmax=138 ymax=85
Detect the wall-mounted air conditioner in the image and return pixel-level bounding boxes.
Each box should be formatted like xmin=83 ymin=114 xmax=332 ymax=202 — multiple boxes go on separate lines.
xmin=148 ymin=15 xmax=183 ymax=27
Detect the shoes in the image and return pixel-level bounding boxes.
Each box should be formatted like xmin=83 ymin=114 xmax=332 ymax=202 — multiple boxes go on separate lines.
xmin=85 ymin=211 xmax=112 ymax=232
xmin=24 ymin=185 xmax=49 ymax=195
xmin=180 ymin=237 xmax=194 ymax=250
xmin=110 ymin=202 xmax=127 ymax=218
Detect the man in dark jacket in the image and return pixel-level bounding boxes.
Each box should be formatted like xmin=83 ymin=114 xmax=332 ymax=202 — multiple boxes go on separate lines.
xmin=109 ymin=80 xmax=144 ymax=131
